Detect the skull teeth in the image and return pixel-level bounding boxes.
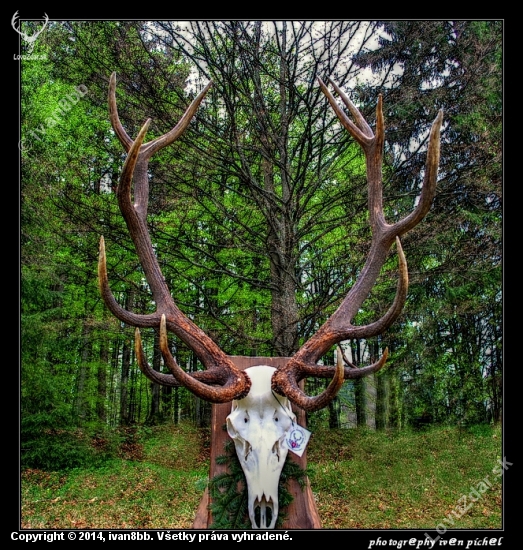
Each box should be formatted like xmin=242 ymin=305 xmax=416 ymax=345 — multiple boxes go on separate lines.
xmin=252 ymin=496 xmax=276 ymax=529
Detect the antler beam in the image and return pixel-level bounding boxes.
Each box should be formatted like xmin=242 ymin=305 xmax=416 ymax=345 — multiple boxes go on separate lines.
xmin=99 ymin=73 xmax=251 ymax=402
xmin=271 ymin=78 xmax=443 ymax=411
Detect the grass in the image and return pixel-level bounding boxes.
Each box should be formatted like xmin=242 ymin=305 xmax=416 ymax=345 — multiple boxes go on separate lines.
xmin=21 ymin=422 xmax=502 ymax=530
xmin=21 ymin=423 xmax=210 ymax=529
xmin=307 ymin=424 xmax=502 ymax=529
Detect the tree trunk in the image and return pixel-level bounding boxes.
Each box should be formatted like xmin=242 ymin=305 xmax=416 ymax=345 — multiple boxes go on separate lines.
xmin=147 ymin=330 xmax=162 ymax=424
xmin=352 ymin=340 xmax=366 ymax=427
xmin=173 ymin=386 xmax=179 ymax=425
xmin=75 ymin=322 xmax=92 ymax=422
xmin=375 ymin=370 xmax=389 ymax=430
xmin=328 ymin=394 xmax=340 ymax=429
xmin=120 ymin=332 xmax=132 ymax=425
xmin=388 ymin=371 xmax=402 ymax=429
xmin=365 ymin=373 xmax=377 ymax=430
xmin=96 ymin=336 xmax=108 ymax=423
xmin=268 ymin=243 xmax=299 ymax=356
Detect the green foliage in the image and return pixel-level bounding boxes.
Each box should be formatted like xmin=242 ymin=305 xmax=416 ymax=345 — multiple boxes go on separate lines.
xmin=208 ymin=440 xmax=306 ymax=529
xmin=20 ymin=21 xmax=502 ymax=451
xmin=208 ymin=443 xmax=251 ymax=529
xmin=21 ymin=427 xmax=116 ymax=471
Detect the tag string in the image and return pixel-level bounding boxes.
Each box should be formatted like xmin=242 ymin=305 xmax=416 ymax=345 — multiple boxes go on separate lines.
xmin=271 ymin=390 xmax=296 ymax=427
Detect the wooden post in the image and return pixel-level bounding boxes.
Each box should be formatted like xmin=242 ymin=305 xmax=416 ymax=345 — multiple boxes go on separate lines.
xmin=192 ymin=356 xmax=322 ymax=529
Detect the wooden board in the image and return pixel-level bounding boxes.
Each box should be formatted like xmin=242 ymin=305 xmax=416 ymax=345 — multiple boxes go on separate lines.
xmin=192 ymin=356 xmax=322 ymax=529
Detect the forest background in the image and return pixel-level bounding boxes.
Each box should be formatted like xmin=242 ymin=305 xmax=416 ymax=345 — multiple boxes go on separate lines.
xmin=18 ymin=19 xmax=503 ymax=530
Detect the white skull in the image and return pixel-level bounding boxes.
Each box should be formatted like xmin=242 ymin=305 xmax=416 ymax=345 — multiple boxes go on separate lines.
xmin=226 ymin=365 xmax=296 ymax=529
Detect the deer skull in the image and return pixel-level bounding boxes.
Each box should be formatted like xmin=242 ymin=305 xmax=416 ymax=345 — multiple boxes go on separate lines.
xmin=226 ymin=366 xmax=296 ymax=529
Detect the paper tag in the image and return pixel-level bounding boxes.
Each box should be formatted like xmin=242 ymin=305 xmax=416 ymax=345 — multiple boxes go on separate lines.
xmin=286 ymin=424 xmax=311 ymax=457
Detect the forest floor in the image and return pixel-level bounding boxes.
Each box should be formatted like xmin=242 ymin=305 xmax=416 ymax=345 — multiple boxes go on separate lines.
xmin=21 ymin=422 xmax=503 ymax=530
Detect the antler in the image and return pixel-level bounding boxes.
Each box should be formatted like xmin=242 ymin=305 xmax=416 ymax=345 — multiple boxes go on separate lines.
xmin=11 ymin=11 xmax=49 ymax=43
xmin=11 ymin=11 xmax=20 ymax=33
xmin=100 ymin=73 xmax=441 ymax=413
xmin=271 ymin=77 xmax=443 ymax=411
xmin=30 ymin=13 xmax=49 ymax=41
xmin=99 ymin=73 xmax=251 ymax=403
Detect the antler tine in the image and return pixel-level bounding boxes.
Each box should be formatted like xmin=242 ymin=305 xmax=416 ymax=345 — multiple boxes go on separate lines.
xmin=282 ymin=346 xmax=345 ymax=412
xmin=11 ymin=11 xmax=20 ymax=31
xmin=100 ymin=73 xmax=250 ymax=402
xmin=135 ymin=327 xmax=180 ymax=387
xmin=98 ymin=235 xmax=160 ymax=328
xmin=272 ymin=80 xmax=442 ymax=412
xmin=317 ymin=77 xmax=374 ymax=148
xmin=158 ymin=316 xmax=251 ymax=402
xmin=341 ymin=236 xmax=409 ymax=339
xmin=340 ymin=346 xmax=358 ymax=369
xmin=32 ymin=13 xmax=49 ymax=39
xmin=108 ymin=72 xmax=133 ymax=151
xmin=134 ymin=320 xmax=252 ymax=402
xmin=108 ymin=72 xmax=213 ymax=159
xmin=326 ymin=77 xmax=374 ymax=139
xmin=394 ymin=109 xmax=443 ymax=236
xmin=143 ymin=81 xmax=213 ymax=159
